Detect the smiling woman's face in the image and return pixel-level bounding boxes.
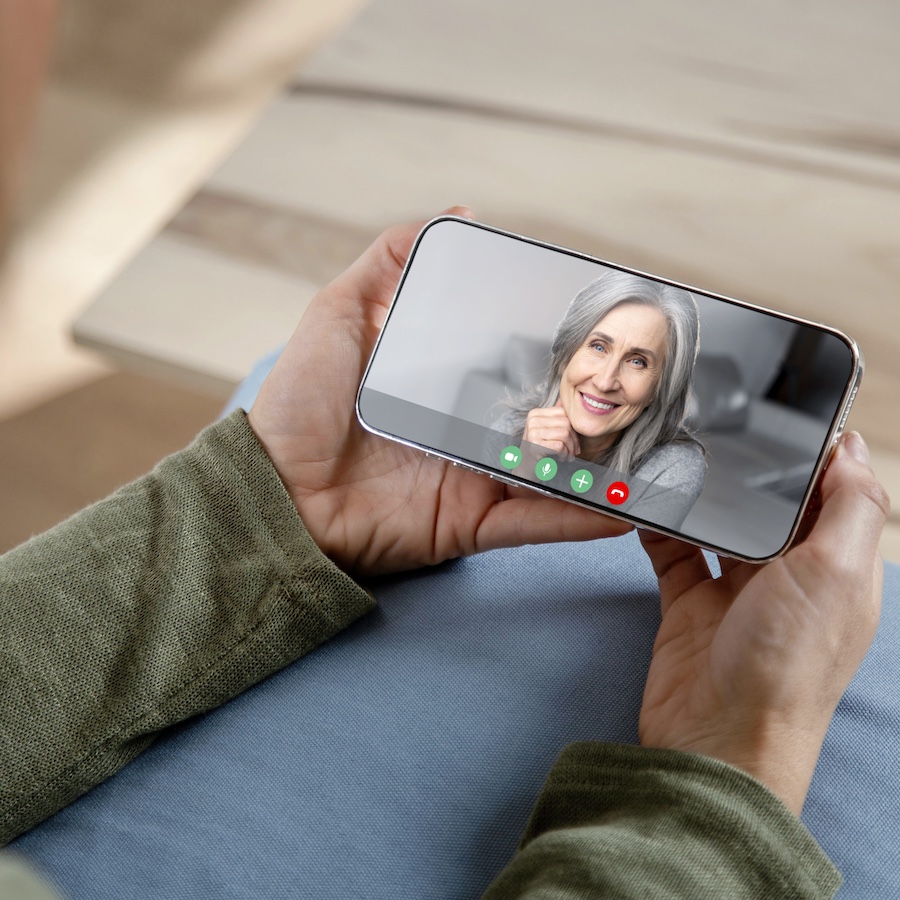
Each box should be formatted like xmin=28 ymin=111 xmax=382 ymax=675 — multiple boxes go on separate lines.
xmin=559 ymin=302 xmax=669 ymax=459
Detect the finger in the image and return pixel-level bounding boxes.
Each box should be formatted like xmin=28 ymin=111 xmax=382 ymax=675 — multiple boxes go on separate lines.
xmin=334 ymin=206 xmax=475 ymax=312
xmin=522 ymin=423 xmax=560 ymax=450
xmin=525 ymin=429 xmax=579 ymax=459
xmin=716 ymin=555 xmax=757 ymax=594
xmin=476 ymin=495 xmax=632 ymax=551
xmin=535 ymin=405 xmax=579 ymax=457
xmin=555 ymin=427 xmax=578 ymax=458
xmin=718 ymin=555 xmax=741 ymax=576
xmin=717 ymin=555 xmax=755 ymax=588
xmin=533 ymin=441 xmax=568 ymax=456
xmin=527 ymin=406 xmax=570 ymax=425
xmin=571 ymin=430 xmax=581 ymax=458
xmin=523 ymin=416 xmax=577 ymax=458
xmin=802 ymin=432 xmax=889 ymax=576
xmin=639 ymin=528 xmax=712 ymax=616
xmin=554 ymin=406 xmax=580 ymax=457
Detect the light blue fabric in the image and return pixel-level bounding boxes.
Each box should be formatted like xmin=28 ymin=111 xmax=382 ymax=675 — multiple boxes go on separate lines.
xmin=221 ymin=347 xmax=283 ymax=415
xmin=12 ymin=355 xmax=900 ymax=899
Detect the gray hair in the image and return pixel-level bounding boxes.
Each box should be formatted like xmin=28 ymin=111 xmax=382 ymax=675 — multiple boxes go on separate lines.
xmin=498 ymin=271 xmax=702 ymax=475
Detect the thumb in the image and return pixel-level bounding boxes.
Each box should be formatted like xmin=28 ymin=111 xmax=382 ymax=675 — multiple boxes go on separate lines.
xmin=477 ymin=495 xmax=632 ymax=551
xmin=803 ymin=431 xmax=890 ymax=574
xmin=334 ymin=206 xmax=474 ymax=311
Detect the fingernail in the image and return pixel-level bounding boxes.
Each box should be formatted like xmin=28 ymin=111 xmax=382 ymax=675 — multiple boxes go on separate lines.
xmin=446 ymin=205 xmax=474 ymax=219
xmin=843 ymin=431 xmax=870 ymax=466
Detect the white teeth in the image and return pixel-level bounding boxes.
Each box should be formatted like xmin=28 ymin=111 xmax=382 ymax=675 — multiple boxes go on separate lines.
xmin=583 ymin=395 xmax=616 ymax=410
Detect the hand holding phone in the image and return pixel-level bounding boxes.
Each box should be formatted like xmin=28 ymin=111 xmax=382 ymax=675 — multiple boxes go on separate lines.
xmin=246 ymin=209 xmax=631 ymax=577
xmin=638 ymin=431 xmax=889 ymax=814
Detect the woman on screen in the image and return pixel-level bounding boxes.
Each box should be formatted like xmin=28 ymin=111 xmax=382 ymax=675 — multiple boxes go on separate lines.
xmin=498 ymin=271 xmax=707 ymax=527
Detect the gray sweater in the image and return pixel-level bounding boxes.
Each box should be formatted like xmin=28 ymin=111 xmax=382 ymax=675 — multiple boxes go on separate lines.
xmin=627 ymin=440 xmax=707 ymax=529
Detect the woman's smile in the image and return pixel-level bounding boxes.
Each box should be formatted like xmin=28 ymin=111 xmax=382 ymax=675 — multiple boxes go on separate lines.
xmin=579 ymin=392 xmax=620 ymax=414
xmin=560 ymin=302 xmax=668 ymax=458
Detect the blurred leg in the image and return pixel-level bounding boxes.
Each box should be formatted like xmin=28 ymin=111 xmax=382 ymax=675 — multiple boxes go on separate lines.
xmin=0 ymin=0 xmax=59 ymax=245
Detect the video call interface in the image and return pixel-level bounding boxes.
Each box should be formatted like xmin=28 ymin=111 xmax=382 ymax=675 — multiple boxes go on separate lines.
xmin=359 ymin=219 xmax=857 ymax=561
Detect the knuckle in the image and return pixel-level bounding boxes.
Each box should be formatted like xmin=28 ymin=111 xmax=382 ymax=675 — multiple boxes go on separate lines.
xmin=827 ymin=473 xmax=894 ymax=534
xmin=861 ymin=477 xmax=892 ymax=520
xmin=376 ymin=222 xmax=414 ymax=271
xmin=796 ymin=541 xmax=835 ymax=580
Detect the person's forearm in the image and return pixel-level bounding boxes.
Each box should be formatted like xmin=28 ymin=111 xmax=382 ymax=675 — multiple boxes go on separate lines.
xmin=0 ymin=411 xmax=375 ymax=846
xmin=483 ymin=742 xmax=840 ymax=899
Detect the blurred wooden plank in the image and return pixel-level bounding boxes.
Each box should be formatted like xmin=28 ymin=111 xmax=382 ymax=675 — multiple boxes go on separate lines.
xmin=71 ymin=0 xmax=900 ymax=557
xmin=74 ymin=232 xmax=322 ymax=394
xmin=0 ymin=373 xmax=223 ymax=553
xmin=297 ymin=0 xmax=900 ymax=188
xmin=75 ymin=94 xmax=900 ymax=439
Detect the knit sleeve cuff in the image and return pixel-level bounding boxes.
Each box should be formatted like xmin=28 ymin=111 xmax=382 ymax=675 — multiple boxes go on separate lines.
xmin=201 ymin=409 xmax=376 ymax=628
xmin=522 ymin=741 xmax=841 ymax=898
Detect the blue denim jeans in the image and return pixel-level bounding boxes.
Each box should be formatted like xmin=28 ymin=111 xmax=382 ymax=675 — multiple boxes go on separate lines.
xmin=14 ymin=351 xmax=900 ymax=899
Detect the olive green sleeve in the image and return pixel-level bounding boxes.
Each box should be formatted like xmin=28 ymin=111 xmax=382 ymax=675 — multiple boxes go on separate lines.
xmin=482 ymin=742 xmax=841 ymax=899
xmin=0 ymin=410 xmax=376 ymax=847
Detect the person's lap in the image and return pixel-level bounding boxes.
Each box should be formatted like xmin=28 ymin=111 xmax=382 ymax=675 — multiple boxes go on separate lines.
xmin=11 ymin=353 xmax=900 ymax=899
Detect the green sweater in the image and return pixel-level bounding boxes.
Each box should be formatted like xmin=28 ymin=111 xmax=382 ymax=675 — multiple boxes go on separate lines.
xmin=0 ymin=411 xmax=840 ymax=898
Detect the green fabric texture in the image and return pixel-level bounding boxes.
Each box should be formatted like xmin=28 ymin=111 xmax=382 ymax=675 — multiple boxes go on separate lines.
xmin=0 ymin=410 xmax=376 ymax=847
xmin=483 ymin=741 xmax=841 ymax=899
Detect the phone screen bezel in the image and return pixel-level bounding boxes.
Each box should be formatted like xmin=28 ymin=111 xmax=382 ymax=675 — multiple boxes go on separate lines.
xmin=357 ymin=216 xmax=863 ymax=563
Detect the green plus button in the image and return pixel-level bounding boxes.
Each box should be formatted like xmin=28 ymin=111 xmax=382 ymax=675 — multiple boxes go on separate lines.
xmin=500 ymin=446 xmax=522 ymax=469
xmin=570 ymin=469 xmax=593 ymax=493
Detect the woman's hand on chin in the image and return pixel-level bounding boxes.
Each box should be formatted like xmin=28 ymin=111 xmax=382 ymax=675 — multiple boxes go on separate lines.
xmin=523 ymin=403 xmax=581 ymax=458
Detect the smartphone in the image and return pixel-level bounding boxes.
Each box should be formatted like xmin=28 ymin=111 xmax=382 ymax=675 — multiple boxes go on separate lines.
xmin=357 ymin=217 xmax=862 ymax=562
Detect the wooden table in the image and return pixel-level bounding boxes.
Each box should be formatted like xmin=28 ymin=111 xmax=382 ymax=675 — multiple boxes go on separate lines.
xmin=73 ymin=0 xmax=900 ymax=557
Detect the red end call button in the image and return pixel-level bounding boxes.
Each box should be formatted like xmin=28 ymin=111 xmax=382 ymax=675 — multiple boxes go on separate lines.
xmin=606 ymin=481 xmax=629 ymax=505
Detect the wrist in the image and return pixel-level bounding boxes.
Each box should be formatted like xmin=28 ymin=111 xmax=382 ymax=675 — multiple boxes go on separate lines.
xmin=648 ymin=719 xmax=827 ymax=816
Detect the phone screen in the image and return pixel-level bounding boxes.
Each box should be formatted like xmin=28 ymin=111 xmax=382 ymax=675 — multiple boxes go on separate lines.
xmin=358 ymin=218 xmax=860 ymax=561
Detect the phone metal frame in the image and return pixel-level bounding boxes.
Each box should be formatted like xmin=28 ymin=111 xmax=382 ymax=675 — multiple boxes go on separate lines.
xmin=357 ymin=216 xmax=863 ymax=563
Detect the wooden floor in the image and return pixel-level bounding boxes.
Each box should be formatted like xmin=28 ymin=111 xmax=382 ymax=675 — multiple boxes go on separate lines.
xmin=0 ymin=374 xmax=223 ymax=552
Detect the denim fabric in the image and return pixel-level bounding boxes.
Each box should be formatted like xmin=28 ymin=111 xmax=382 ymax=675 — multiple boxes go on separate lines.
xmin=12 ymin=358 xmax=900 ymax=900
xmin=222 ymin=348 xmax=283 ymax=416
